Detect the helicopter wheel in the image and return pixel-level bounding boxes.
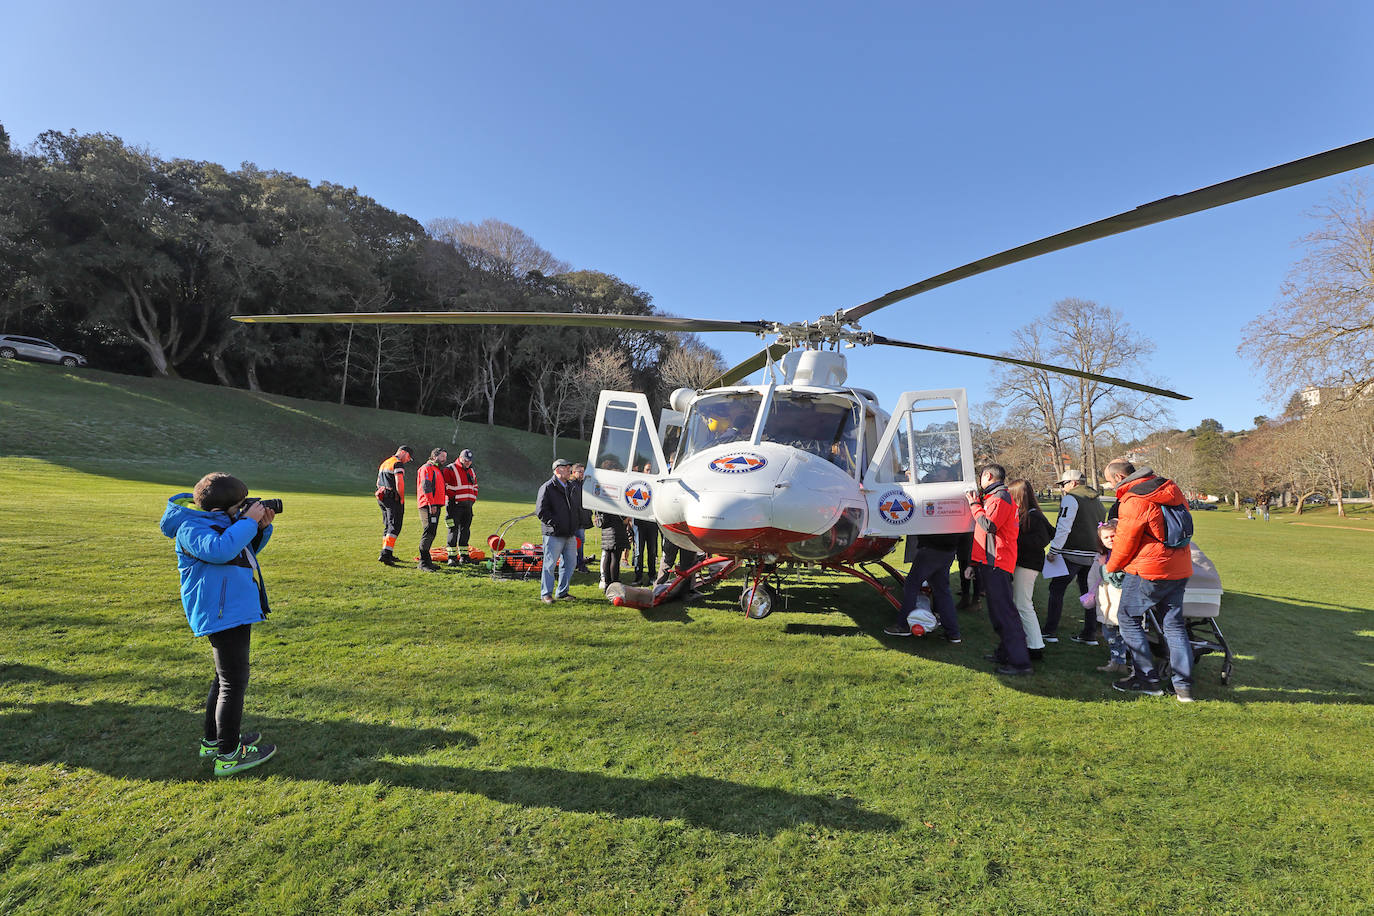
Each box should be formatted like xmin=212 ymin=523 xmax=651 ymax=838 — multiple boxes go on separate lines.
xmin=740 ymin=581 xmax=775 ymax=619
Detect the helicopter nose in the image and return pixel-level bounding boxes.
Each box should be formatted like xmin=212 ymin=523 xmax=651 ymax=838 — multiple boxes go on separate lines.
xmin=659 ymin=444 xmax=857 ymax=555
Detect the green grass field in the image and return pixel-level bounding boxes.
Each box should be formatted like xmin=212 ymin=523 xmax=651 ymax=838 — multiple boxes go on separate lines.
xmin=3 ymin=361 xmax=1373 ymax=914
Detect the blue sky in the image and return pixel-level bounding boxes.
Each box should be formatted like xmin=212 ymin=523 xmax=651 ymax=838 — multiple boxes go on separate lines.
xmin=4 ymin=1 xmax=1373 ymax=434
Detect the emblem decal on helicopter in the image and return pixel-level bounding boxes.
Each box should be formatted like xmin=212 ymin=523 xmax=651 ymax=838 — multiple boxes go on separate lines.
xmin=623 ymin=480 xmax=653 ymax=511
xmin=708 ymin=452 xmax=768 ymax=474
xmin=877 ymin=489 xmax=916 ymax=524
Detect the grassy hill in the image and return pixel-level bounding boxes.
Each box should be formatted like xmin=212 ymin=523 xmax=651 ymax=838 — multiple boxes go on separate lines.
xmin=0 ymin=359 xmax=585 ymax=496
xmin=3 ymin=360 xmax=1374 ymax=913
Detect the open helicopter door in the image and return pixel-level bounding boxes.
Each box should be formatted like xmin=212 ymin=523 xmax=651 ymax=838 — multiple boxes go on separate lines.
xmin=582 ymin=391 xmax=669 ymax=521
xmin=860 ymin=388 xmax=976 ymax=536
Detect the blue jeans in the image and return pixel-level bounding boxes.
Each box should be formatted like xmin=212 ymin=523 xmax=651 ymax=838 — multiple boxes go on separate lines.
xmin=1102 ymin=623 xmax=1128 ymax=665
xmin=1116 ymin=574 xmax=1192 ymax=688
xmin=901 ymin=547 xmax=959 ymax=639
xmin=541 ymin=534 xmax=578 ymax=599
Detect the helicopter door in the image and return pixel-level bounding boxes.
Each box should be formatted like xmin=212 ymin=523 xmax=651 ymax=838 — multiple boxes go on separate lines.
xmin=860 ymin=388 xmax=976 ymax=536
xmin=658 ymin=408 xmax=686 ymax=467
xmin=582 ymin=391 xmax=668 ymax=521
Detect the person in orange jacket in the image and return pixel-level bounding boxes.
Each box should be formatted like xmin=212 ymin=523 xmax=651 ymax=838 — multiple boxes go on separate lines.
xmin=416 ymin=447 xmax=448 ymax=572
xmin=376 ymin=446 xmax=412 ymax=565
xmin=965 ymin=463 xmax=1032 ymax=675
xmin=1103 ymin=459 xmax=1195 ymax=701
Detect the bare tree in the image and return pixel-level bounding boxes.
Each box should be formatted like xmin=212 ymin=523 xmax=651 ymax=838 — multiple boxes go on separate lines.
xmin=475 ymin=326 xmax=511 ymax=425
xmin=529 ymin=364 xmax=581 ymax=458
xmin=426 ymin=217 xmax=570 ymax=279
xmin=571 ymin=347 xmax=636 ymax=435
xmin=1241 ymin=182 xmax=1374 ymax=402
xmin=1045 ymin=298 xmax=1172 ymax=484
xmin=658 ymin=336 xmax=726 ymax=394
xmin=446 ymin=374 xmax=485 ymax=446
xmin=995 ymin=324 xmax=1076 ymax=479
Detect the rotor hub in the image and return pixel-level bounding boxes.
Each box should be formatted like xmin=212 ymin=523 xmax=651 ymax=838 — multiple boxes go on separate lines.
xmin=762 ymin=310 xmax=873 ymax=349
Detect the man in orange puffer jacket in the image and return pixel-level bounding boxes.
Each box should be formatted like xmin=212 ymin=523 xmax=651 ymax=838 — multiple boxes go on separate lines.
xmin=1103 ymin=459 xmax=1195 ymax=701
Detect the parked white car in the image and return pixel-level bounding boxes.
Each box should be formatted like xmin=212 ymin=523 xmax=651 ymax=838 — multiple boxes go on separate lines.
xmin=0 ymin=334 xmax=87 ymax=367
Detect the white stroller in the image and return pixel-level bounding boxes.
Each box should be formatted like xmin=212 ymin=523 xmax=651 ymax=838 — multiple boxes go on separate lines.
xmin=1143 ymin=543 xmax=1234 ymax=685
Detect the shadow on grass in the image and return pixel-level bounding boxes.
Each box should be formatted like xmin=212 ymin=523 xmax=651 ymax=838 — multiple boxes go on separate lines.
xmin=0 ymin=700 xmax=900 ymax=836
xmin=761 ymin=582 xmax=1374 ymax=705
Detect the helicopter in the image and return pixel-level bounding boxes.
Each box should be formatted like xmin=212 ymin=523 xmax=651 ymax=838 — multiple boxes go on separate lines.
xmin=235 ymin=137 xmax=1374 ymax=617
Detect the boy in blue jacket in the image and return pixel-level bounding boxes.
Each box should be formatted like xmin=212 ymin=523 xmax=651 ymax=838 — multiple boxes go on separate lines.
xmin=160 ymin=472 xmax=278 ymax=776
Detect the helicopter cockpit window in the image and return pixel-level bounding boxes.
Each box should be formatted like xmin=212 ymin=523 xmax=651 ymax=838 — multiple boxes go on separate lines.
xmin=678 ymin=392 xmax=763 ymax=460
xmin=594 ymin=400 xmax=642 ymax=473
xmin=631 ymin=416 xmax=661 ymax=475
xmin=759 ymin=392 xmax=863 ymax=476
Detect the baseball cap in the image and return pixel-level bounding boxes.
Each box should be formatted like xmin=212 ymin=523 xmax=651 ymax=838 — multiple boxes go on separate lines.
xmin=1057 ymin=469 xmax=1085 ymax=485
xmin=459 ymin=449 xmax=474 ymax=460
xmin=552 ymin=458 xmax=572 ymax=470
xmin=397 ymin=445 xmax=413 ymax=458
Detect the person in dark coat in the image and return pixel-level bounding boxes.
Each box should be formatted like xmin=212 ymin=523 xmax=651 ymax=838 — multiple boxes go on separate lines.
xmin=536 ymin=459 xmax=579 ymax=603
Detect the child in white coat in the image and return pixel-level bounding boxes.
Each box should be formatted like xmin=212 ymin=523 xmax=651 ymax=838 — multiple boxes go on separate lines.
xmin=1083 ymin=520 xmax=1131 ymax=674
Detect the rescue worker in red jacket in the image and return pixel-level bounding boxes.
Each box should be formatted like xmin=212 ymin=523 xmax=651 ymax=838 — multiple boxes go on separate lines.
xmin=376 ymin=446 xmax=412 ymax=565
xmin=415 ymin=447 xmax=448 ymax=572
xmin=442 ymin=448 xmax=479 ymax=566
xmin=966 ymin=463 xmax=1032 ymax=675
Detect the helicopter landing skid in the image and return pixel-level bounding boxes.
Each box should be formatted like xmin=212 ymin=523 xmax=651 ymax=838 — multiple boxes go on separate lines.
xmin=826 ymin=562 xmax=905 ymax=611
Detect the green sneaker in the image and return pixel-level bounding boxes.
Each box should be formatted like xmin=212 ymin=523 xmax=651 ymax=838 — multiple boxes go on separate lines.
xmin=199 ymin=731 xmax=261 ymax=759
xmin=213 ymin=741 xmax=277 ymax=776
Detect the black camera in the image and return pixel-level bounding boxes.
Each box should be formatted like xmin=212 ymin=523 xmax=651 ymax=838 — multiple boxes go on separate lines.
xmin=243 ymin=497 xmax=284 ymax=514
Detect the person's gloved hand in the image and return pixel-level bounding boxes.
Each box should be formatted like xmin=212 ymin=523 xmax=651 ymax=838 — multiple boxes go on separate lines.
xmin=1105 ymin=570 xmax=1126 ymax=588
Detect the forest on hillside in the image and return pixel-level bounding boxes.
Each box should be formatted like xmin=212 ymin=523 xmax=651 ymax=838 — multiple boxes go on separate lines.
xmin=0 ymin=124 xmax=724 ymax=437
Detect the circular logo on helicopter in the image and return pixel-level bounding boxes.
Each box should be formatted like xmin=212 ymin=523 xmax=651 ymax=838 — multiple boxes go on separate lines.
xmin=876 ymin=489 xmax=916 ymax=525
xmin=708 ymin=452 xmax=768 ymax=474
xmin=623 ymin=480 xmax=653 ymax=511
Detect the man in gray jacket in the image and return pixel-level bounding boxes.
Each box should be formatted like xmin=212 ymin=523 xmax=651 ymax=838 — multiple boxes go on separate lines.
xmin=1043 ymin=469 xmax=1106 ymax=643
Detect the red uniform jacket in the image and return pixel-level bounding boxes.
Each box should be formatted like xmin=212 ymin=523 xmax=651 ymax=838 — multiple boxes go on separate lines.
xmin=444 ymin=463 xmax=478 ymax=503
xmin=417 ymin=461 xmax=447 ymax=509
xmin=969 ymin=484 xmax=1019 ymax=575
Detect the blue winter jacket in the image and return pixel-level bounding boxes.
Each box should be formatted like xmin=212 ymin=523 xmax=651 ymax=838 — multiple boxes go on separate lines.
xmin=160 ymin=493 xmax=273 ymax=637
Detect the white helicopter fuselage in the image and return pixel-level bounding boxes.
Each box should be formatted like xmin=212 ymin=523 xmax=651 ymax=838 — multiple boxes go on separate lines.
xmin=581 ymin=351 xmax=976 ymax=570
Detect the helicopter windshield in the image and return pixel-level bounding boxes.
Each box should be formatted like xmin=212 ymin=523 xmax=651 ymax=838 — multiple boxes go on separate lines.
xmin=678 ymin=392 xmax=764 ymax=460
xmin=759 ymin=391 xmax=863 ymax=476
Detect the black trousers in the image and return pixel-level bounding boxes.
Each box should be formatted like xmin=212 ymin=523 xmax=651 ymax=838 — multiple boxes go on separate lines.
xmin=955 ymin=532 xmax=981 ymax=598
xmin=1045 ymin=558 xmax=1095 ymax=637
xmin=379 ymin=496 xmax=404 ymax=538
xmin=446 ymin=500 xmax=474 ymax=553
xmin=633 ymin=520 xmax=659 ymax=581
xmin=418 ymin=506 xmax=441 ymax=563
xmin=205 ymin=624 xmax=252 ymax=755
xmin=982 ymin=564 xmax=1030 ymax=668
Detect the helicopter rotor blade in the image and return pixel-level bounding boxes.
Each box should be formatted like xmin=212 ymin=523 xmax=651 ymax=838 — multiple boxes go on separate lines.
xmin=869 ymin=334 xmax=1190 ymax=400
xmin=706 ymin=342 xmax=794 ymax=388
xmin=232 ymin=310 xmax=774 ymax=335
xmin=844 ymin=137 xmax=1374 ymax=323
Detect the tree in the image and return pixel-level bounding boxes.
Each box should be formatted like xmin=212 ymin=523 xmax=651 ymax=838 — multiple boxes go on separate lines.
xmin=994 ymin=323 xmax=1076 ymax=479
xmin=658 ymin=335 xmax=726 ymax=394
xmin=426 ymin=217 xmax=569 ymax=279
xmin=1042 ymin=298 xmax=1172 ymax=483
xmin=1241 ymin=182 xmax=1374 ymax=402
